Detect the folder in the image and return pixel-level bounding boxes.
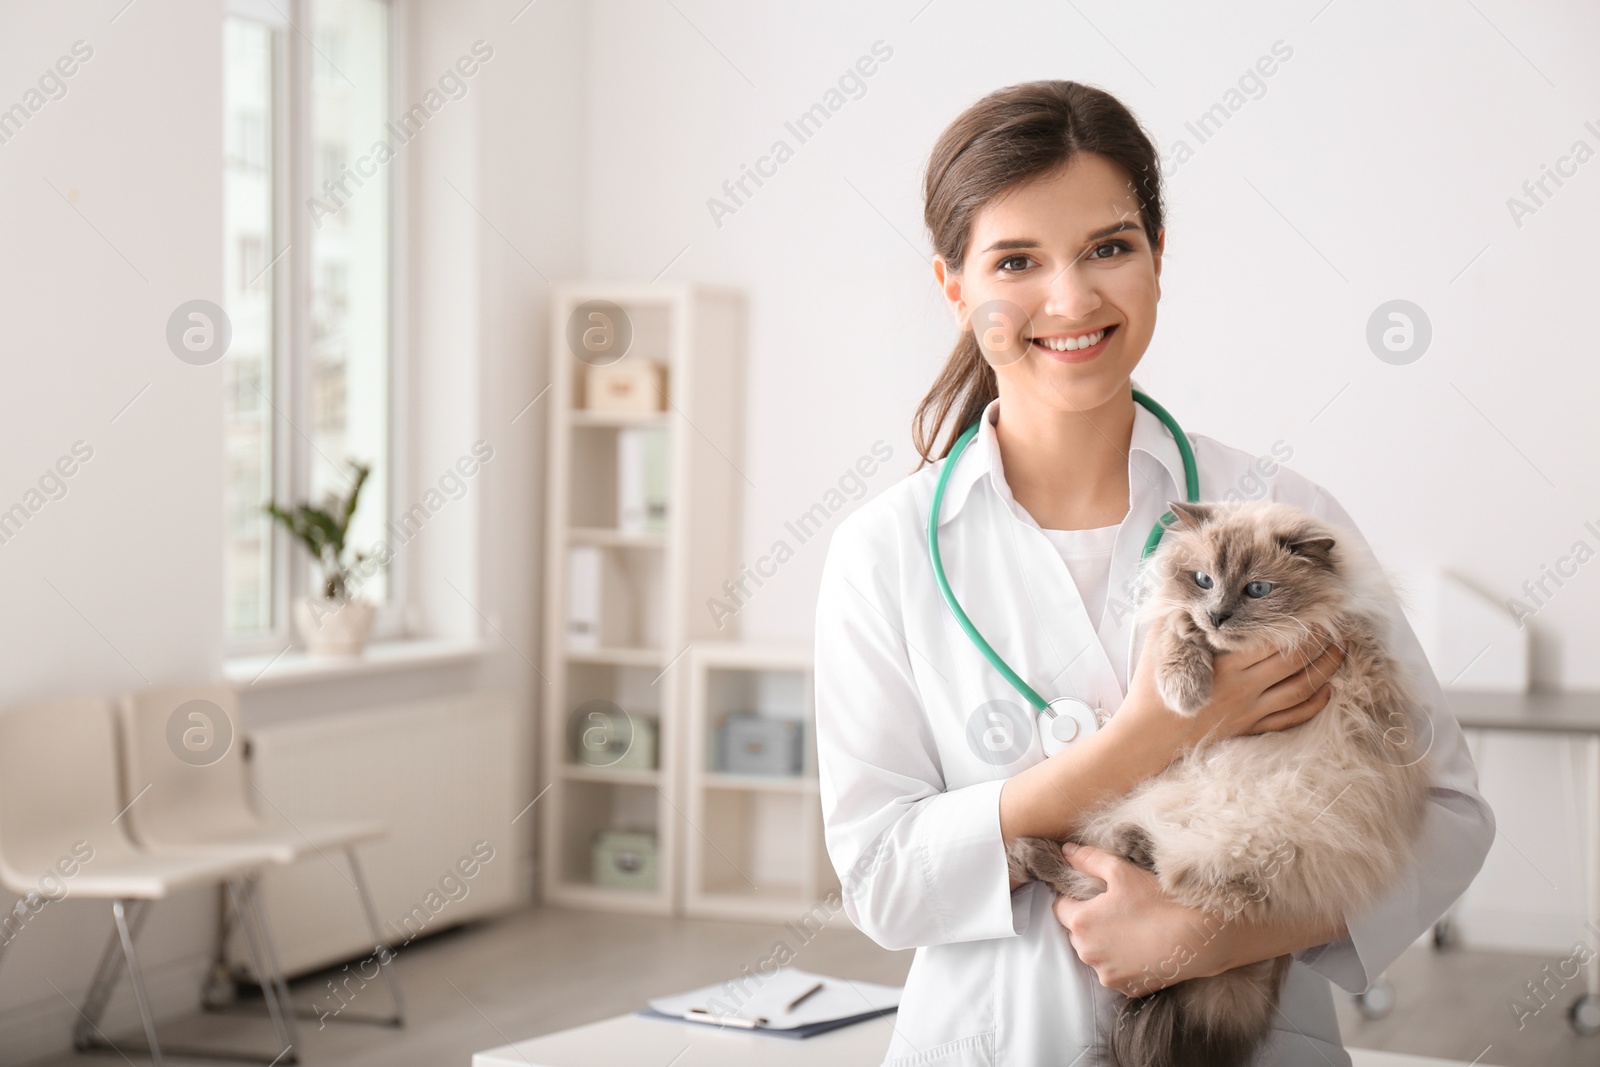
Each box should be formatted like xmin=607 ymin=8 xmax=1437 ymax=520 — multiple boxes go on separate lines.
xmin=638 ymin=967 xmax=901 ymax=1039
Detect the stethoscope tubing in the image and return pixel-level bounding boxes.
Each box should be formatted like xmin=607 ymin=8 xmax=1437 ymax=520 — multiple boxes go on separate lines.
xmin=925 ymin=388 xmax=1201 ymax=719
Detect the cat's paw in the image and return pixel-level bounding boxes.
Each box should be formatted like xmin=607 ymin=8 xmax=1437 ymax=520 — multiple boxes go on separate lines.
xmin=1157 ymin=664 xmax=1212 ymax=717
xmin=1005 ymin=836 xmax=1040 ymax=887
xmin=1057 ymin=867 xmax=1108 ymax=902
xmin=1007 ymin=837 xmax=1106 ymax=900
xmin=1006 ymin=836 xmax=1063 ymax=884
xmin=1152 ymin=617 xmax=1215 ymax=717
xmin=1113 ymin=825 xmax=1157 ymax=874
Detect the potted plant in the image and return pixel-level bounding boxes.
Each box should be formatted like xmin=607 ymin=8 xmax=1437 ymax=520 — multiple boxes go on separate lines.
xmin=263 ymin=459 xmax=384 ymax=657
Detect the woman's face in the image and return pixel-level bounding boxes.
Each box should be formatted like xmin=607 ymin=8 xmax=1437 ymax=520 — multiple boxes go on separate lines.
xmin=934 ymin=151 xmax=1164 ymax=413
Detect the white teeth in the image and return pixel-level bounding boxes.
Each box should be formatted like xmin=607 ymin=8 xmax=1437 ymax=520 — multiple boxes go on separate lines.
xmin=1034 ymin=329 xmax=1105 ymax=352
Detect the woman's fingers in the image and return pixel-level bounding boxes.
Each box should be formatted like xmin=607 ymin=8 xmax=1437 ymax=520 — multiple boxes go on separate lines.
xmin=1247 ymin=681 xmax=1333 ymax=735
xmin=1247 ymin=627 xmax=1335 ymax=680
xmin=1060 ymin=841 xmax=1123 ymax=882
xmin=1259 ymin=640 xmax=1344 ymax=708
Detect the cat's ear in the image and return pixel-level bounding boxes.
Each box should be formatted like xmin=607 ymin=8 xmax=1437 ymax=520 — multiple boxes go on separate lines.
xmin=1166 ymin=501 xmax=1216 ymax=531
xmin=1282 ymin=531 xmax=1337 ymax=568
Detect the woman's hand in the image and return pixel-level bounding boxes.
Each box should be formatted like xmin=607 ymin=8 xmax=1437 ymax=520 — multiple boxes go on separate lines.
xmin=1051 ymin=841 xmax=1229 ymax=996
xmin=1124 ymin=625 xmax=1346 ymax=755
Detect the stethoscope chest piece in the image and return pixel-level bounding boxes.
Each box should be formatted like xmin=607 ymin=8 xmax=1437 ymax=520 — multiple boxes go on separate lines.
xmin=1040 ymin=697 xmax=1101 ymax=756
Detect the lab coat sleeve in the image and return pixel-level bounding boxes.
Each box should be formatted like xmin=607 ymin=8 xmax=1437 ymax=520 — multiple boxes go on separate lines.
xmin=813 ymin=510 xmax=1031 ymax=953
xmin=1287 ymin=483 xmax=1496 ymax=994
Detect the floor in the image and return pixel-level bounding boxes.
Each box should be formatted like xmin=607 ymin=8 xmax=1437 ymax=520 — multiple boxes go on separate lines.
xmin=22 ymin=904 xmax=1598 ymax=1067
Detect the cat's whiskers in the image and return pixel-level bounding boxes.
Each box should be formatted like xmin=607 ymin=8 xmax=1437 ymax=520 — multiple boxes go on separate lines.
xmin=1259 ymin=617 xmax=1323 ymax=671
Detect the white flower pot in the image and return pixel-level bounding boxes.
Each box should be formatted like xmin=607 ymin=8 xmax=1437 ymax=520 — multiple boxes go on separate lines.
xmin=294 ymin=596 xmax=377 ymax=657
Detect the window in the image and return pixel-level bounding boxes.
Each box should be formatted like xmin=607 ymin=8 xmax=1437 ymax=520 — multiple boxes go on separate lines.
xmin=223 ymin=15 xmax=276 ymax=637
xmin=223 ymin=0 xmax=398 ymax=651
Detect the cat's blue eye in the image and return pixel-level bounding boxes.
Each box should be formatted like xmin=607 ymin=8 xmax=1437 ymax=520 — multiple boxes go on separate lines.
xmin=1193 ymin=571 xmax=1213 ymax=590
xmin=1245 ymin=580 xmax=1273 ymax=598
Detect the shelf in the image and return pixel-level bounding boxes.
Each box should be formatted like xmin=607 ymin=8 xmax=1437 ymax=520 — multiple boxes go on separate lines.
xmin=688 ymin=640 xmax=813 ymax=671
xmin=562 ymin=764 xmax=662 ymax=786
xmin=222 ymin=638 xmax=488 ymax=689
xmin=564 ymin=646 xmax=667 ymax=667
xmin=545 ymin=880 xmax=670 ymax=915
xmin=543 ymin=283 xmax=747 ymax=917
xmin=703 ymin=772 xmax=818 ymax=794
xmin=570 ymin=410 xmax=669 ymax=428
xmin=569 ymin=527 xmax=666 ymax=548
xmin=683 ymin=644 xmax=830 ymax=924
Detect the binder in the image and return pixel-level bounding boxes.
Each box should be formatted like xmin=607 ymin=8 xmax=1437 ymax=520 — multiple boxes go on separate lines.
xmin=638 ymin=967 xmax=900 ymax=1039
xmin=617 ymin=427 xmax=668 ymax=534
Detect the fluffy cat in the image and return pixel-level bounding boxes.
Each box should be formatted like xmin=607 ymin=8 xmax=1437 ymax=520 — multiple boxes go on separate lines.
xmin=1007 ymin=499 xmax=1433 ymax=1067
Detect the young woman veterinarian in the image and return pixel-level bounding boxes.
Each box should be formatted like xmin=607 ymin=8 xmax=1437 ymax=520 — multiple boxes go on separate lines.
xmin=812 ymin=80 xmax=1495 ymax=1066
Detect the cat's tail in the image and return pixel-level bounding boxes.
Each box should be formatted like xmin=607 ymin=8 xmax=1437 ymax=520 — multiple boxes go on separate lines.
xmin=1107 ymin=954 xmax=1291 ymax=1067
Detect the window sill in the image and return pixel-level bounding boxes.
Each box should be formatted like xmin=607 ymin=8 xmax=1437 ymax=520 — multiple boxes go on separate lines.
xmin=222 ymin=637 xmax=488 ymax=690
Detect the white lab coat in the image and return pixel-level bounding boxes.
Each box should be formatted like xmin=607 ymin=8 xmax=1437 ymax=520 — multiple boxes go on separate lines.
xmin=813 ymin=383 xmax=1496 ymax=1066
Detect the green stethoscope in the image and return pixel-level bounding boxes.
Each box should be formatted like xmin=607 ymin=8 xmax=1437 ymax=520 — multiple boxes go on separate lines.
xmin=926 ymin=388 xmax=1200 ymax=750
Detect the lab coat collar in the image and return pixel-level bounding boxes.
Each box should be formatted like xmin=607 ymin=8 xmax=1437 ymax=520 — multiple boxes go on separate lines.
xmin=932 ymin=377 xmax=1192 ymax=529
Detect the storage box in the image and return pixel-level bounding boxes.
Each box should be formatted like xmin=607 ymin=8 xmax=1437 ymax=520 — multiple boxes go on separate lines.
xmin=573 ymin=711 xmax=658 ymax=771
xmin=586 ymin=360 xmax=666 ymax=414
xmin=716 ymin=712 xmax=802 ymax=776
xmin=592 ymin=829 xmax=657 ymax=890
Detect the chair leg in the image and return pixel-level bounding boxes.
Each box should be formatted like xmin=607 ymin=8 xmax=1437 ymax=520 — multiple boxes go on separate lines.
xmin=70 ymin=894 xmax=295 ymax=1065
xmin=241 ymin=875 xmax=302 ymax=1048
xmin=346 ymin=846 xmax=406 ymax=1027
xmin=225 ymin=879 xmax=297 ymax=1064
xmin=201 ymin=880 xmax=240 ymax=1009
xmin=113 ymin=899 xmax=165 ymax=1067
xmin=75 ymin=899 xmax=149 ymax=1048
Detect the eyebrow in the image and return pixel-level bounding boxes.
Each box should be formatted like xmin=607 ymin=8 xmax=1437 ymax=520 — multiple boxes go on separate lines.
xmin=980 ymin=220 xmax=1143 ymax=254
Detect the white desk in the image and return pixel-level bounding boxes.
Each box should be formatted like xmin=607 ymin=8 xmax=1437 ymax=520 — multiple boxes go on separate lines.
xmin=471 ymin=1012 xmax=1500 ymax=1067
xmin=1443 ymin=690 xmax=1600 ymax=1032
xmin=472 ymin=1012 xmax=897 ymax=1066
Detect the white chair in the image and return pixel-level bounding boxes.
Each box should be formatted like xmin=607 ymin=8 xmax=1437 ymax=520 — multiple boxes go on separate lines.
xmin=0 ymin=697 xmax=296 ymax=1065
xmin=117 ymin=684 xmax=406 ymax=1029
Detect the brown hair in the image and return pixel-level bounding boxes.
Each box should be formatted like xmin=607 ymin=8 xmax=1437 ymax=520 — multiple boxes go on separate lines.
xmin=911 ymin=80 xmax=1165 ymax=470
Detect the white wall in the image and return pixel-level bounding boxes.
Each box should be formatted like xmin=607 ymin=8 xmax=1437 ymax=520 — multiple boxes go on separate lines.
xmin=573 ymin=1 xmax=1600 ymax=954
xmin=0 ymin=2 xmax=228 ymax=1058
xmin=1 ymin=1 xmax=1596 ymax=1059
xmin=0 ymin=0 xmax=585 ymax=1061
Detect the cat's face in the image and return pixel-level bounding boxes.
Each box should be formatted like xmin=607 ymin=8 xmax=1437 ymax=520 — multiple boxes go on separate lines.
xmin=1143 ymin=500 xmax=1344 ymax=652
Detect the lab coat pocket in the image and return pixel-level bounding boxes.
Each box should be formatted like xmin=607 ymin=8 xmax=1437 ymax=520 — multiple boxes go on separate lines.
xmin=884 ymin=1030 xmax=996 ymax=1067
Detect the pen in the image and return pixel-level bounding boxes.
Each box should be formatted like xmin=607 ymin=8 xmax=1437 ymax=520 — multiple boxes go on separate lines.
xmin=785 ymin=980 xmax=824 ymax=1012
xmin=685 ymin=1007 xmax=768 ymax=1028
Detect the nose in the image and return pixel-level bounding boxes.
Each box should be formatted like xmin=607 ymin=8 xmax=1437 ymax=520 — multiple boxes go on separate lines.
xmin=1041 ymin=255 xmax=1103 ymax=321
xmin=1209 ymin=610 xmax=1232 ymax=628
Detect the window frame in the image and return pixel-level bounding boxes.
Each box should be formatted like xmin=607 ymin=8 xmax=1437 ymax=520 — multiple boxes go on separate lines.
xmin=224 ymin=0 xmax=409 ymax=658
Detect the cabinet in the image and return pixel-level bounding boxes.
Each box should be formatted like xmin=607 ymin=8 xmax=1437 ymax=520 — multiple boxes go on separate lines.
xmin=684 ymin=642 xmax=837 ymax=921
xmin=540 ymin=283 xmax=745 ymax=914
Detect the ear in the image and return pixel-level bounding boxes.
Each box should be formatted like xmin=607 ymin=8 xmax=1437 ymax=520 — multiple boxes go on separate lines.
xmin=932 ymin=254 xmax=966 ymax=327
xmin=1166 ymin=501 xmax=1216 ymax=531
xmin=1282 ymin=532 xmax=1337 ymax=568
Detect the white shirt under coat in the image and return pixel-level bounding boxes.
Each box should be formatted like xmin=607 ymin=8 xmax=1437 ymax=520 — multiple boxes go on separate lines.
xmin=812 ymin=381 xmax=1496 ymax=1066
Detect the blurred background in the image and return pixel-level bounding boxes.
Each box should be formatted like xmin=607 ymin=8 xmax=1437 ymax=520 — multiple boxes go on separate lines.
xmin=1 ymin=1 xmax=1598 ymax=1064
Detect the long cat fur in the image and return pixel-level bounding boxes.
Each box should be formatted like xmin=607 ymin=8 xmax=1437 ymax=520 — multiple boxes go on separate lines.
xmin=1007 ymin=499 xmax=1433 ymax=1067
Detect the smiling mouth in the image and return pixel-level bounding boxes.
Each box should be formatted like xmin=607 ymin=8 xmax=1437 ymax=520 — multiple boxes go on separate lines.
xmin=1028 ymin=324 xmax=1117 ymax=355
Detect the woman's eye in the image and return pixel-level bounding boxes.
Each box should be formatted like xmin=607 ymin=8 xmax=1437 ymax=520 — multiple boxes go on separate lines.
xmin=1090 ymin=240 xmax=1132 ymax=260
xmin=1193 ymin=571 xmax=1213 ymax=590
xmin=1245 ymin=580 xmax=1273 ymax=598
xmin=997 ymin=254 xmax=1030 ymax=272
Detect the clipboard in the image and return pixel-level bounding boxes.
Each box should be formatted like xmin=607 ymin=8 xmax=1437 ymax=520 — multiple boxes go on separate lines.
xmin=639 ymin=967 xmax=901 ymax=1038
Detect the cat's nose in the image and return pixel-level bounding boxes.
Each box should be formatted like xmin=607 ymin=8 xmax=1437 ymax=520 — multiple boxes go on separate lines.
xmin=1209 ymin=610 xmax=1232 ymax=628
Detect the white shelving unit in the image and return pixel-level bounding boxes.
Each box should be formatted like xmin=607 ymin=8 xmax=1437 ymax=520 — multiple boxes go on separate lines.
xmin=683 ymin=642 xmax=838 ymax=922
xmin=541 ymin=282 xmax=746 ymax=915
